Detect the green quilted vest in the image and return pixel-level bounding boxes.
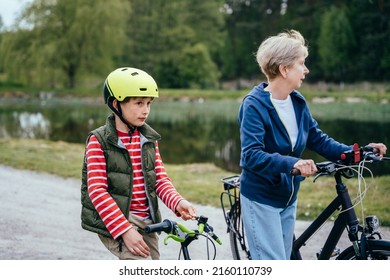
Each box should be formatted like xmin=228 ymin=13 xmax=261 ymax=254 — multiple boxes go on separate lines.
xmin=81 ymin=114 xmax=162 ymax=238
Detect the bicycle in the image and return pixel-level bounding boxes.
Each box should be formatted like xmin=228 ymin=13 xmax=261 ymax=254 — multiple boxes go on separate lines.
xmin=220 ymin=174 xmax=250 ymax=260
xmin=220 ymin=144 xmax=390 ymax=260
xmin=144 ymin=215 xmax=222 ymax=260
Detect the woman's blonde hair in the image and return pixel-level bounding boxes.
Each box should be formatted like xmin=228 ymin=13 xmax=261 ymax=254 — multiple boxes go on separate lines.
xmin=256 ymin=29 xmax=308 ymax=80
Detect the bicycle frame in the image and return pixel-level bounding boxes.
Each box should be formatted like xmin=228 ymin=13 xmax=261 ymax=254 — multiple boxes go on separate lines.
xmin=291 ymin=163 xmax=382 ymax=260
xmin=221 ymin=145 xmax=390 ymax=260
xmin=292 ymin=171 xmax=367 ymax=260
xmin=220 ymin=176 xmax=240 ymax=233
xmin=179 ymin=233 xmax=198 ymax=260
xmin=220 ymin=175 xmax=251 ymax=259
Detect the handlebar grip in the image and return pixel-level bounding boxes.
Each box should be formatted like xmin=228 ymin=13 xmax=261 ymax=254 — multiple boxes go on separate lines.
xmin=364 ymin=145 xmax=379 ymax=154
xmin=144 ymin=219 xmax=174 ymax=234
xmin=364 ymin=145 xmax=383 ymax=161
xmin=291 ymin=168 xmax=301 ymax=176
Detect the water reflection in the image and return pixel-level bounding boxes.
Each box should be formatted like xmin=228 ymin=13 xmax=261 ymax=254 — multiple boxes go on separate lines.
xmin=16 ymin=112 xmax=50 ymax=138
xmin=0 ymin=111 xmax=50 ymax=139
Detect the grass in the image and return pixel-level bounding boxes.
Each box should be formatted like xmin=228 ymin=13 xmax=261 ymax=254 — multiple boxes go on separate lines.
xmin=309 ymin=102 xmax=390 ymax=122
xmin=1 ymin=138 xmax=389 ymax=226
xmin=1 ymin=81 xmax=390 ymax=102
xmin=0 ymin=138 xmax=84 ymax=178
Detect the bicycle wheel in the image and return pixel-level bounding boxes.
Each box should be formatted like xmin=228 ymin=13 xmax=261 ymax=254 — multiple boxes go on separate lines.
xmin=228 ymin=201 xmax=251 ymax=260
xmin=337 ymin=239 xmax=390 ymax=260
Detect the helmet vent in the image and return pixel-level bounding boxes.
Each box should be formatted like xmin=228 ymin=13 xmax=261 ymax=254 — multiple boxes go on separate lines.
xmin=131 ymin=72 xmax=139 ymax=76
xmin=139 ymin=88 xmax=147 ymax=91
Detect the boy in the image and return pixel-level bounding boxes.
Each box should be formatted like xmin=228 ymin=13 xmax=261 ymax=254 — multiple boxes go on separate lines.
xmin=81 ymin=67 xmax=197 ymax=260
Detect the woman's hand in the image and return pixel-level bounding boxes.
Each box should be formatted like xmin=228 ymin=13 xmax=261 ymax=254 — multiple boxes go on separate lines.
xmin=368 ymin=143 xmax=387 ymax=157
xmin=293 ymin=159 xmax=317 ymax=177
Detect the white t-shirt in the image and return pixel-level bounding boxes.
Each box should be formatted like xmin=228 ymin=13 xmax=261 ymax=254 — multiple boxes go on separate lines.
xmin=271 ymin=94 xmax=298 ymax=148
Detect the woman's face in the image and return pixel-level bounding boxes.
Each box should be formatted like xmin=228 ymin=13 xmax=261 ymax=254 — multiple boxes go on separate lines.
xmin=286 ymin=56 xmax=309 ymax=89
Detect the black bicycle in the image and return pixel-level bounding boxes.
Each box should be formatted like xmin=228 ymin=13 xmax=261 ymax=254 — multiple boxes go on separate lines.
xmin=220 ymin=144 xmax=390 ymax=260
xmin=220 ymin=174 xmax=250 ymax=260
xmin=144 ymin=215 xmax=222 ymax=260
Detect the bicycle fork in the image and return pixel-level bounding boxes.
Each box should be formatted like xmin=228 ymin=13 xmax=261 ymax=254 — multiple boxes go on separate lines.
xmin=336 ymin=174 xmax=362 ymax=259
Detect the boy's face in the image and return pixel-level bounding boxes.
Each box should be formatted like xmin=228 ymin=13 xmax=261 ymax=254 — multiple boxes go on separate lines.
xmin=118 ymin=97 xmax=154 ymax=128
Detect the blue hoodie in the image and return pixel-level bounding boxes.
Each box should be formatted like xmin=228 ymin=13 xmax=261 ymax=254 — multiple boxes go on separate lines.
xmin=238 ymin=82 xmax=351 ymax=208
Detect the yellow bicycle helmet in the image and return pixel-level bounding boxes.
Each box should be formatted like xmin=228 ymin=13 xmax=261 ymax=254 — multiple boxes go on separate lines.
xmin=103 ymin=67 xmax=159 ymax=103
xmin=103 ymin=67 xmax=158 ymax=133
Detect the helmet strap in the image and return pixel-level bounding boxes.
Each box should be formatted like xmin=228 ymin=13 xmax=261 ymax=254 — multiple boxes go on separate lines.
xmin=107 ymin=98 xmax=137 ymax=140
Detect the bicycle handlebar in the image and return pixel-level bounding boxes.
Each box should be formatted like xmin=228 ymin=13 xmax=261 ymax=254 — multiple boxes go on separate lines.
xmin=144 ymin=215 xmax=222 ymax=245
xmin=291 ymin=144 xmax=389 ymax=177
xmin=144 ymin=219 xmax=174 ymax=234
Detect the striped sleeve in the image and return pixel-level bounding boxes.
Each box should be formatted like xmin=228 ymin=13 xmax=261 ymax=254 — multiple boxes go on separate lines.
xmin=154 ymin=142 xmax=184 ymax=215
xmin=86 ymin=135 xmax=132 ymax=239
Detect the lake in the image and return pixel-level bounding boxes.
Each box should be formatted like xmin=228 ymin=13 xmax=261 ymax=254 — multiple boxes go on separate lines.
xmin=0 ymin=97 xmax=389 ymax=175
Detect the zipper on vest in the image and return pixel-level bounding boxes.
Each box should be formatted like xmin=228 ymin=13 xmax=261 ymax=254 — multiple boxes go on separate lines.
xmin=119 ymin=238 xmax=123 ymax=252
xmin=128 ymin=127 xmax=137 ymax=143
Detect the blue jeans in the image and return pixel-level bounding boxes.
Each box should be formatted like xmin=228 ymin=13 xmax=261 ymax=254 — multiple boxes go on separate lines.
xmin=241 ymin=194 xmax=297 ymax=260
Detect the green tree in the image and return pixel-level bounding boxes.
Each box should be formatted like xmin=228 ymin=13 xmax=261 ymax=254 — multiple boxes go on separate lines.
xmin=317 ymin=5 xmax=355 ymax=82
xmin=2 ymin=0 xmax=390 ymax=88
xmin=178 ymin=43 xmax=220 ymax=88
xmin=278 ymin=0 xmax=329 ymax=81
xmin=221 ymin=0 xmax=288 ymax=85
xmin=121 ymin=0 xmax=223 ymax=89
xmin=2 ymin=0 xmax=130 ymax=88
xmin=0 ymin=17 xmax=4 ymax=73
xmin=348 ymin=0 xmax=390 ymax=81
xmin=381 ymin=21 xmax=390 ymax=73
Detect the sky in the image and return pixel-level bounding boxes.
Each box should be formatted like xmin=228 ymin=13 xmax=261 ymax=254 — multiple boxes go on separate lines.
xmin=0 ymin=0 xmax=32 ymax=27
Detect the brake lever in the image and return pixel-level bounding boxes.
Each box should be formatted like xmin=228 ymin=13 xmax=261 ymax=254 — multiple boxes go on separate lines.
xmin=204 ymin=223 xmax=222 ymax=245
xmin=364 ymin=152 xmax=382 ymax=162
xmin=313 ymin=172 xmax=327 ymax=183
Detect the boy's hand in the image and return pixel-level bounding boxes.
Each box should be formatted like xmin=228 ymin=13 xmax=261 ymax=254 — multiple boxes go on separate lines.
xmin=176 ymin=200 xmax=197 ymax=220
xmin=122 ymin=227 xmax=150 ymax=258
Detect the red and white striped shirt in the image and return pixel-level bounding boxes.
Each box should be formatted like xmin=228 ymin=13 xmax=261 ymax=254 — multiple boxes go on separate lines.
xmin=86 ymin=129 xmax=183 ymax=239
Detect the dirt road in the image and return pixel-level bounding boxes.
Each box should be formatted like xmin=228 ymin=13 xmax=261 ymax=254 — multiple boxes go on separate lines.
xmin=1 ymin=164 xmax=388 ymax=260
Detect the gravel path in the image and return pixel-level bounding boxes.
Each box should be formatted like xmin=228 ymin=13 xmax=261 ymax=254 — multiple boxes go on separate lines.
xmin=1 ymin=164 xmax=388 ymax=260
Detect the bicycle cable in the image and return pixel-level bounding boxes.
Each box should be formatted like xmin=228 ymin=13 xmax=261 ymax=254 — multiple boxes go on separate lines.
xmin=334 ymin=162 xmax=375 ymax=228
xmin=303 ymin=162 xmax=374 ymax=244
xmin=177 ymin=232 xmax=217 ymax=260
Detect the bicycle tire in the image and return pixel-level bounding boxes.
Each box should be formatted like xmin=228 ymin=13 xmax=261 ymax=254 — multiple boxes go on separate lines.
xmin=337 ymin=239 xmax=390 ymax=260
xmin=228 ymin=201 xmax=251 ymax=260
